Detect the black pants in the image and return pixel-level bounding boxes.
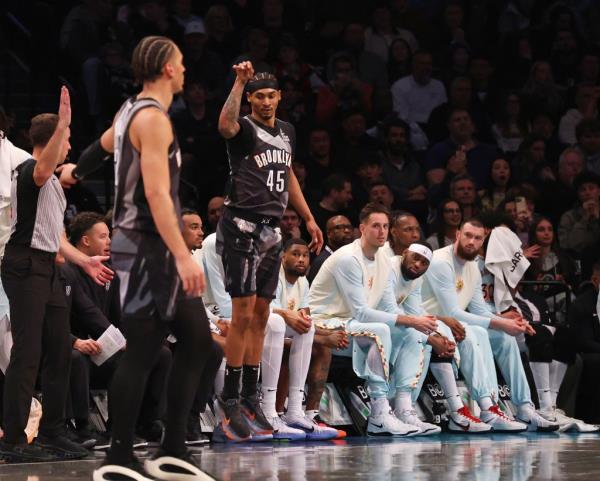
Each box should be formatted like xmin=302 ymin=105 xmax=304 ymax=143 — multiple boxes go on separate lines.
xmin=189 ymin=340 xmax=223 ymax=417
xmin=107 ymin=297 xmax=212 ymax=464
xmin=67 ymin=345 xmax=172 ymax=428
xmin=526 ymin=324 xmax=576 ymax=364
xmin=1 ymin=245 xmax=71 ymax=444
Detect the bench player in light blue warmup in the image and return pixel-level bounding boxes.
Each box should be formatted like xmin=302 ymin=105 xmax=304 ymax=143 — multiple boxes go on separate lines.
xmin=310 ymin=203 xmax=454 ymax=436
xmin=421 ymin=218 xmax=559 ymax=431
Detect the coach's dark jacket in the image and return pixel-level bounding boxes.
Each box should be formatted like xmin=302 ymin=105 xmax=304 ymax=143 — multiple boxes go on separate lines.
xmin=570 ymin=288 xmax=600 ymax=353
xmin=60 ymin=262 xmax=118 ymax=344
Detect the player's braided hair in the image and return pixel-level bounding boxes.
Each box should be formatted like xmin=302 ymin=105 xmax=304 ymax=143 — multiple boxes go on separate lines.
xmin=131 ymin=36 xmax=177 ymax=84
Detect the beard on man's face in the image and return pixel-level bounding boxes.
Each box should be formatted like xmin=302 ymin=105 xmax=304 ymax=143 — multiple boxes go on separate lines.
xmin=456 ymin=241 xmax=479 ymax=261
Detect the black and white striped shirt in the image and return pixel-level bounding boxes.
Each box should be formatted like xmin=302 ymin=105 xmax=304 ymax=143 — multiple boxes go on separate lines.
xmin=8 ymin=158 xmax=66 ymax=253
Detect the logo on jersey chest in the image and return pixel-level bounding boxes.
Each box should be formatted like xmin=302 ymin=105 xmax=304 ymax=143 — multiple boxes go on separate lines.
xmin=254 ymin=149 xmax=292 ymax=168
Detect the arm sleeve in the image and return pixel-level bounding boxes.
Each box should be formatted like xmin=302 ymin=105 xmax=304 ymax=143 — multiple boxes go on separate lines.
xmin=202 ymin=247 xmax=233 ymax=318
xmin=402 ymin=283 xmax=427 ymax=316
xmin=7 ymin=139 xmax=30 ymax=170
xmin=72 ymin=139 xmax=110 ymax=179
xmin=336 ymin=257 xmax=398 ymax=327
xmin=426 ymin=261 xmax=493 ymax=328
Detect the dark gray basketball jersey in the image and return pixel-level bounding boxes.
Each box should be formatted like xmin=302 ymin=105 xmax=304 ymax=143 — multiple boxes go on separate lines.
xmin=224 ymin=116 xmax=295 ymax=219
xmin=112 ymin=97 xmax=182 ymax=234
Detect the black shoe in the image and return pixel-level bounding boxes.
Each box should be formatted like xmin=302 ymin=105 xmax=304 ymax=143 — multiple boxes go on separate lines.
xmin=93 ymin=456 xmax=154 ymax=481
xmin=240 ymin=394 xmax=273 ymax=435
xmin=186 ymin=416 xmax=210 ymax=445
xmin=144 ymin=448 xmax=215 ymax=480
xmin=215 ymin=396 xmax=251 ymax=441
xmin=35 ymin=433 xmax=89 ymax=460
xmin=0 ymin=440 xmax=56 ymax=463
xmin=137 ymin=420 xmax=164 ymax=447
xmin=66 ymin=424 xmax=97 ymax=449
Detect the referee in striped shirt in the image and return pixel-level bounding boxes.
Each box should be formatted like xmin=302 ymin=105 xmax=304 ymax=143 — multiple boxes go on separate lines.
xmin=0 ymin=87 xmax=113 ymax=463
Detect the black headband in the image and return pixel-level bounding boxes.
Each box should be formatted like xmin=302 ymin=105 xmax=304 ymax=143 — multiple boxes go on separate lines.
xmin=247 ymin=78 xmax=279 ymax=93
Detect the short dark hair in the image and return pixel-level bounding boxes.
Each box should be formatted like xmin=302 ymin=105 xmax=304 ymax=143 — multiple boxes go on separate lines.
xmin=390 ymin=209 xmax=416 ymax=227
xmin=29 ymin=113 xmax=58 ymax=148
xmin=359 ymin=202 xmax=390 ymax=224
xmin=459 ymin=217 xmax=485 ymax=230
xmin=322 ymin=173 xmax=350 ymax=196
xmin=450 ymin=173 xmax=476 ymax=188
xmin=181 ymin=208 xmax=200 ymax=217
xmin=446 ymin=107 xmax=471 ymax=124
xmin=131 ymin=36 xmax=177 ymax=83
xmin=69 ymin=212 xmax=107 ymax=246
xmin=574 ymin=171 xmax=600 ymax=192
xmin=576 ymin=118 xmax=600 ymax=141
xmin=283 ymin=237 xmax=308 ymax=252
xmin=381 ymin=117 xmax=410 ymax=138
xmin=369 ymin=181 xmax=393 ymax=193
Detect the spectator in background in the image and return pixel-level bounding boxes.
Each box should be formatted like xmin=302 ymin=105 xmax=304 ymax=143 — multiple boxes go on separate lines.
xmin=311 ymin=173 xmax=354 ymax=234
xmin=204 ymin=4 xmax=239 ymax=66
xmin=387 ymin=38 xmax=413 ymax=84
xmin=391 ymin=51 xmax=447 ymax=151
xmin=575 ymin=118 xmax=600 ymax=175
xmin=353 ymin=156 xmax=383 ymax=210
xmin=540 ymin=147 xmax=584 ymax=224
xmin=512 ymin=135 xmax=555 ymax=185
xmin=531 ymin=111 xmax=562 ymax=163
xmin=559 ymin=171 xmax=600 ymax=256
xmin=97 ymin=42 xmax=136 ymax=126
xmin=369 ymin=182 xmax=395 ymax=211
xmin=304 ymin=128 xmax=337 ymax=194
xmin=388 ymin=210 xmax=421 ymax=254
xmin=426 ymin=199 xmax=462 ymax=250
xmin=181 ymin=20 xmax=226 ymax=102
xmin=364 ymin=4 xmax=418 ymax=64
xmin=549 ymin=28 xmax=581 ymax=88
xmin=317 ymin=54 xmax=373 ymax=126
xmin=169 ymin=0 xmax=202 ymax=30
xmin=492 ymin=91 xmax=529 ymax=155
xmin=449 ymin=174 xmax=479 ymax=220
xmin=559 ymin=84 xmax=599 ymax=145
xmin=340 ymin=23 xmax=389 ymax=92
xmin=307 ymin=215 xmax=354 ymax=284
xmin=577 ymin=51 xmax=600 ymax=86
xmin=274 ymin=34 xmax=311 ymax=95
xmin=428 ymin=76 xmax=491 ymax=145
xmin=425 ymin=108 xmax=499 ymax=189
xmin=127 ymin=0 xmax=181 ymax=42
xmin=378 ymin=118 xmax=427 ymax=221
xmin=229 ymin=28 xmax=272 ymax=80
xmin=333 ymin=110 xmax=379 ymax=174
xmin=469 ymin=54 xmax=496 ymax=105
xmin=479 ymin=157 xmax=513 ymax=212
xmin=205 ymin=196 xmax=224 ymax=234
xmin=280 ymin=207 xmax=303 ymax=243
xmin=522 ymin=61 xmax=565 ymax=120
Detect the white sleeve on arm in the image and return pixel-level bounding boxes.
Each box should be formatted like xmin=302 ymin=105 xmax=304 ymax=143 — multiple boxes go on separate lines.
xmin=403 ymin=283 xmax=427 ymax=316
xmin=426 ymin=261 xmax=492 ymax=329
xmin=202 ymin=248 xmax=233 ymax=318
xmin=336 ymin=256 xmax=398 ymax=327
xmin=8 ymin=138 xmax=30 ymax=170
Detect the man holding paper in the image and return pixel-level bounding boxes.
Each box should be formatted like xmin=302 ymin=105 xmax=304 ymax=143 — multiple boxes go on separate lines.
xmin=62 ymin=212 xmax=172 ymax=446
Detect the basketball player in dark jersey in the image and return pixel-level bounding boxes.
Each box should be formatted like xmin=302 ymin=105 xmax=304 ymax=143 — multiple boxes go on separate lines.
xmin=214 ymin=61 xmax=323 ymax=441
xmin=59 ymin=37 xmax=216 ymax=481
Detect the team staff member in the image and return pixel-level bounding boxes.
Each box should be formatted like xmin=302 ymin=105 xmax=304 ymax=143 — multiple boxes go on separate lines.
xmin=0 ymin=88 xmax=113 ymax=463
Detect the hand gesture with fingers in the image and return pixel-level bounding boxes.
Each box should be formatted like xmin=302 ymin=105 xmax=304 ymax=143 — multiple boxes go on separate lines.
xmin=58 ymin=86 xmax=71 ymax=129
xmin=232 ymin=61 xmax=255 ymax=83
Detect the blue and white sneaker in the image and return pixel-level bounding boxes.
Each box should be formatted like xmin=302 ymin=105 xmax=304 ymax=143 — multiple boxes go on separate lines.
xmin=271 ymin=415 xmax=306 ymax=441
xmin=281 ymin=413 xmax=338 ymax=440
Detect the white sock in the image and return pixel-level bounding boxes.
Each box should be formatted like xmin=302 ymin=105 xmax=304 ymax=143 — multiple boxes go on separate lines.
xmin=430 ymin=362 xmax=463 ymax=412
xmin=517 ymin=402 xmax=536 ymax=419
xmin=479 ymin=396 xmax=493 ymax=411
xmin=529 ymin=362 xmax=552 ymax=410
xmin=394 ymin=390 xmax=413 ymax=413
xmin=260 ymin=315 xmax=285 ymax=417
xmin=370 ymin=397 xmax=390 ymax=416
xmin=305 ymin=409 xmax=319 ymax=420
xmin=550 ymin=360 xmax=568 ymax=407
xmin=286 ymin=325 xmax=315 ymax=416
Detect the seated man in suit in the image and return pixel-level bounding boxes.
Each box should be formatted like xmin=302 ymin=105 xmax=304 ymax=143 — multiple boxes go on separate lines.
xmin=572 ymin=260 xmax=600 ymax=423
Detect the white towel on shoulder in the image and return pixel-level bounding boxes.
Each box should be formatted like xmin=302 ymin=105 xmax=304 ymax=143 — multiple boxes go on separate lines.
xmin=485 ymin=226 xmax=530 ymax=312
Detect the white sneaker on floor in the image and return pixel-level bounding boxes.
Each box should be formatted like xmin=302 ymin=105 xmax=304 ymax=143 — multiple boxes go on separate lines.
xmin=394 ymin=409 xmax=441 ymax=436
xmin=281 ymin=413 xmax=338 ymax=440
xmin=367 ymin=410 xmax=419 ymax=437
xmin=516 ymin=407 xmax=560 ymax=432
xmin=270 ymin=415 xmax=306 ymax=441
xmin=480 ymin=405 xmax=527 ymax=432
xmin=552 ymin=408 xmax=599 ymax=433
xmin=448 ymin=406 xmax=492 ymax=433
